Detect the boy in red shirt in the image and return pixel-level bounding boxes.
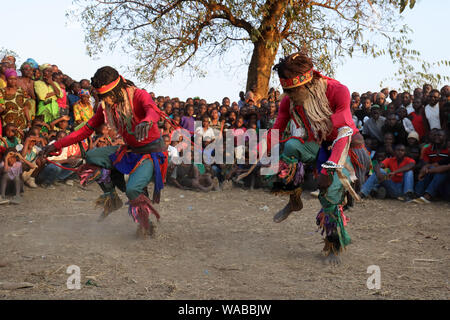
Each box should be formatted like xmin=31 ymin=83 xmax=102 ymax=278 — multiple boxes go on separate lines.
xmin=360 ymin=144 xmax=415 ymax=201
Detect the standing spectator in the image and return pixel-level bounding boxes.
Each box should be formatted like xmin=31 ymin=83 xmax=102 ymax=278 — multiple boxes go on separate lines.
xmin=209 ymin=108 xmax=222 ymax=133
xmin=34 ymin=64 xmax=62 ymax=123
xmin=397 ymin=107 xmax=414 ymax=134
xmin=355 ymin=96 xmax=371 ymax=125
xmin=0 ymin=69 xmax=31 ymax=130
xmin=180 ymin=104 xmax=195 ymax=133
xmin=360 ymin=144 xmax=415 ymax=201
xmin=362 ymin=105 xmax=385 ymax=143
xmin=382 ymin=113 xmax=408 ymax=145
xmin=375 ymin=92 xmax=387 ymax=111
xmin=195 ymin=115 xmax=215 ymax=145
xmin=53 ymin=71 xmax=69 ymax=117
xmin=388 ymin=90 xmax=398 ymax=105
xmin=409 ymin=99 xmax=427 ymax=140
xmin=422 ymin=84 xmax=432 ymax=102
xmin=424 ymin=89 xmax=441 ymax=130
xmin=401 ymin=92 xmax=413 ymax=114
xmin=17 ymin=61 xmax=36 ymax=120
xmin=67 ymin=81 xmax=81 ymax=126
xmin=238 ymin=91 xmax=246 ymax=109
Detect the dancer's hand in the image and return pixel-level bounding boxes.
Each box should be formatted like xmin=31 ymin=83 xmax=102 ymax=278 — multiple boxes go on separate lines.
xmin=42 ymin=144 xmax=57 ymax=157
xmin=135 ymin=121 xmax=151 ymax=142
xmin=317 ymin=172 xmax=332 ymax=191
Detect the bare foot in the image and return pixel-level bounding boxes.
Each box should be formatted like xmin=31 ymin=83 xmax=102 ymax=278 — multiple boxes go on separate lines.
xmin=135 ymin=222 xmax=155 ymax=239
xmin=324 ymin=253 xmax=341 ymax=266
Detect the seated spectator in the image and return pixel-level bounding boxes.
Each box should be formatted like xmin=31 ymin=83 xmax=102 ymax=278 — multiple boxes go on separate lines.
xmin=441 ymin=102 xmax=450 ymax=132
xmin=50 ymin=115 xmax=71 ymax=134
xmin=414 ymin=130 xmax=449 ymax=203
xmin=382 ymin=113 xmax=407 ymax=145
xmin=0 ymin=124 xmax=21 ymax=149
xmin=383 ymin=132 xmax=395 ymax=157
xmin=36 ymin=132 xmax=79 ymax=188
xmin=360 ymin=144 xmax=415 ymax=201
xmin=21 ymin=135 xmax=44 ymax=188
xmin=73 ymin=89 xmax=94 ymax=127
xmin=0 ymin=148 xmax=33 ymax=204
xmin=406 ymin=131 xmax=420 ymax=154
xmin=362 ymin=105 xmax=385 ymax=143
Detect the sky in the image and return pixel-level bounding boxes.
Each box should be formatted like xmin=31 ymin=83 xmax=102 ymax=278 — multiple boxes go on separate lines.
xmin=1 ymin=0 xmax=449 ymax=102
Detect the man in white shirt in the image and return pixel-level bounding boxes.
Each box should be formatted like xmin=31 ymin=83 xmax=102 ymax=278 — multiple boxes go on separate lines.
xmin=424 ymin=90 xmax=441 ymax=130
xmin=401 ymin=92 xmax=414 ymax=114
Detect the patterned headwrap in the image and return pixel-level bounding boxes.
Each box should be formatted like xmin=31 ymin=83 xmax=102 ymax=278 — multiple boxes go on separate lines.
xmin=39 ymin=63 xmax=52 ymax=71
xmin=2 ymin=55 xmax=15 ymax=65
xmin=21 ymin=58 xmax=38 ymax=70
xmin=78 ymin=89 xmax=90 ymax=97
xmin=4 ymin=68 xmax=18 ymax=79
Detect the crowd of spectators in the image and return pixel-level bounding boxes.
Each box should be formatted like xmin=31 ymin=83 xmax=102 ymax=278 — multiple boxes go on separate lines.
xmin=0 ymin=53 xmax=448 ymax=206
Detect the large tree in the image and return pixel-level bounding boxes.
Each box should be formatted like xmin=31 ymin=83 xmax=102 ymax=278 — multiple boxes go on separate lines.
xmin=75 ymin=0 xmax=448 ymax=100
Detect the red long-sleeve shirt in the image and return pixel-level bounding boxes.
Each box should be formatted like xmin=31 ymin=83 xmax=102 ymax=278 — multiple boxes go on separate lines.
xmin=269 ymin=77 xmax=358 ymax=174
xmin=54 ymin=89 xmax=161 ymax=150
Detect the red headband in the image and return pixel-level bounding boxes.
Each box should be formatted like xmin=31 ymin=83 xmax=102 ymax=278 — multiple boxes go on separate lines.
xmin=279 ymin=68 xmax=314 ymax=89
xmin=96 ymin=75 xmax=122 ymax=95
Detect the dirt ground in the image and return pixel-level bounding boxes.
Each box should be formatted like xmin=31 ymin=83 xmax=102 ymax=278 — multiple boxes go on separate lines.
xmin=0 ymin=182 xmax=448 ymax=300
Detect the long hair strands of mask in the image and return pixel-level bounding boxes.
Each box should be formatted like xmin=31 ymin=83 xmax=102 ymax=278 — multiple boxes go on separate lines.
xmin=274 ymin=52 xmax=333 ymax=142
xmin=91 ymin=66 xmax=136 ymax=134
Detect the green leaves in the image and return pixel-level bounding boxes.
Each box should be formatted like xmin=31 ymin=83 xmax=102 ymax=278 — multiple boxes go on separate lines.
xmin=75 ymin=0 xmax=447 ymax=95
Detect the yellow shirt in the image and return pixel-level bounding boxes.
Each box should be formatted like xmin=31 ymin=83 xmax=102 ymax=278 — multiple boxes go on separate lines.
xmin=73 ymin=102 xmax=94 ymax=122
xmin=34 ymin=80 xmax=63 ymax=101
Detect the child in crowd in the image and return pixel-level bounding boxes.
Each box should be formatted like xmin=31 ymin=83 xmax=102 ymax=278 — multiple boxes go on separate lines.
xmin=0 ymin=148 xmax=34 ymax=204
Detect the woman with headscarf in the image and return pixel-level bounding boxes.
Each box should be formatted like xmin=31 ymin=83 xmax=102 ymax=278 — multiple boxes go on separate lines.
xmin=34 ymin=64 xmax=63 ymax=123
xmin=43 ymin=66 xmax=168 ymax=239
xmin=73 ymin=89 xmax=94 ymax=127
xmin=17 ymin=61 xmax=37 ymax=119
xmin=261 ymin=52 xmax=371 ymax=265
xmin=0 ymin=69 xmax=31 ymax=129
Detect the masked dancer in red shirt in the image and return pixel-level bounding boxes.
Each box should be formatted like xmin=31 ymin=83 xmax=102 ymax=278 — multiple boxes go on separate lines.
xmin=265 ymin=52 xmax=371 ymax=265
xmin=44 ymin=67 xmax=167 ymax=239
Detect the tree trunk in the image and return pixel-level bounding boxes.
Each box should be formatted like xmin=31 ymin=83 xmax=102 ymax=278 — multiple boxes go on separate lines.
xmin=245 ymin=1 xmax=288 ymax=103
xmin=246 ymin=39 xmax=279 ymax=103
